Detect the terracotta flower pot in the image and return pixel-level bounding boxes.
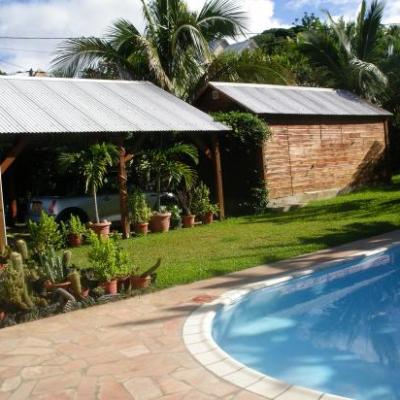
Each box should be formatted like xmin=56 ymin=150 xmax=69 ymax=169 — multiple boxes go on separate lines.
xmin=150 ymin=213 xmax=171 ymax=233
xmin=81 ymin=288 xmax=90 ymax=298
xmin=0 ymin=310 xmax=5 ymax=321
xmin=90 ymin=221 xmax=111 ymax=237
xmin=68 ymin=234 xmax=82 ymax=247
xmin=202 ymin=212 xmax=214 ymax=225
xmin=134 ymin=222 xmax=149 ymax=236
xmin=103 ymin=279 xmax=118 ymax=295
xmin=44 ymin=280 xmax=71 ymax=290
xmin=131 ymin=275 xmax=151 ymax=289
xmin=118 ymin=277 xmax=130 ymax=292
xmin=182 ymin=215 xmax=196 ymax=228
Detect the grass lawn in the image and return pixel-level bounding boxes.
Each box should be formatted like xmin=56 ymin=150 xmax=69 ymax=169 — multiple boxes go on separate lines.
xmin=71 ymin=178 xmax=400 ymax=289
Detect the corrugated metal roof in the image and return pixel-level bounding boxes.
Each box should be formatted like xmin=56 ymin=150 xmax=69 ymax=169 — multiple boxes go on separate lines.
xmin=0 ymin=76 xmax=228 ymax=135
xmin=209 ymin=82 xmax=392 ymax=117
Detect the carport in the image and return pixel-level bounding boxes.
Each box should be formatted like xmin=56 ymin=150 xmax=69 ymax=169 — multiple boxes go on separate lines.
xmin=0 ymin=76 xmax=228 ymax=250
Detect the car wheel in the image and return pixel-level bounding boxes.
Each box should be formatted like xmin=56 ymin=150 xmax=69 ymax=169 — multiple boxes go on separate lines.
xmin=56 ymin=208 xmax=89 ymax=224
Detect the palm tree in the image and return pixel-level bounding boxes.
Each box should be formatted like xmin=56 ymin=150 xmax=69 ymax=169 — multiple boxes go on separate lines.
xmin=298 ymin=0 xmax=388 ymax=101
xmin=136 ymin=143 xmax=199 ymax=211
xmin=58 ymin=143 xmax=118 ymax=224
xmin=52 ymin=0 xmax=246 ymax=98
xmin=186 ymin=49 xmax=296 ymax=102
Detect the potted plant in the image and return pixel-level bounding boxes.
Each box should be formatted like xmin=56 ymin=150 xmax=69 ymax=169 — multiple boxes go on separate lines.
xmin=177 ymin=189 xmax=195 ymax=228
xmin=191 ymin=182 xmax=218 ymax=225
xmin=61 ymin=215 xmax=87 ymax=247
xmin=136 ymin=143 xmax=198 ymax=233
xmin=202 ymin=203 xmax=219 ymax=224
xmin=37 ymin=247 xmax=73 ymax=290
xmin=129 ymin=189 xmax=152 ymax=235
xmin=168 ymin=205 xmax=182 ymax=230
xmin=131 ymin=258 xmax=161 ymax=289
xmin=58 ymin=143 xmax=118 ymax=237
xmin=87 ymin=232 xmax=128 ymax=294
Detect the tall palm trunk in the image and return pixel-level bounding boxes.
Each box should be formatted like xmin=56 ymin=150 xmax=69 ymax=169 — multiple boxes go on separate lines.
xmin=156 ymin=171 xmax=161 ymax=212
xmin=93 ymin=187 xmax=100 ymax=223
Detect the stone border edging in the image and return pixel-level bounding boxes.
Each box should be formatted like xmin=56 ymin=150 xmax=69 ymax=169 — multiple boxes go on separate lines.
xmin=182 ymin=244 xmax=395 ymax=400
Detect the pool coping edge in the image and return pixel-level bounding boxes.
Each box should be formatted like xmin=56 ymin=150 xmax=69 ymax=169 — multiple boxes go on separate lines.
xmin=182 ymin=243 xmax=398 ymax=400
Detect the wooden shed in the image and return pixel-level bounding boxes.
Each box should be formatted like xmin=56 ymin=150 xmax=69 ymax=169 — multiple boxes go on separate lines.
xmin=196 ymin=82 xmax=392 ymax=207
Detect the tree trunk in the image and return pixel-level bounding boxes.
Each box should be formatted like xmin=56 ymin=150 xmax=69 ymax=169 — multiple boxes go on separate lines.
xmin=93 ymin=187 xmax=100 ymax=224
xmin=156 ymin=172 xmax=161 ymax=212
xmin=118 ymin=140 xmax=130 ymax=239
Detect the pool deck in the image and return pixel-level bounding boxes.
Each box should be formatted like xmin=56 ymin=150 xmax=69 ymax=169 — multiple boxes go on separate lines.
xmin=1 ymin=230 xmax=399 ymax=400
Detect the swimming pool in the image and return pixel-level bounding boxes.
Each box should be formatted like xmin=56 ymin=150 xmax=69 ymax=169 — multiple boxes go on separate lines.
xmin=210 ymin=246 xmax=400 ymax=400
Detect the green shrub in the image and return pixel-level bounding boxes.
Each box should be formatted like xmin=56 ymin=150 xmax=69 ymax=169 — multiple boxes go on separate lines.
xmin=87 ymin=232 xmax=131 ymax=282
xmin=191 ymin=182 xmax=218 ymax=216
xmin=168 ymin=205 xmax=182 ymax=229
xmin=27 ymin=212 xmax=63 ymax=254
xmin=129 ymin=189 xmax=152 ymax=225
xmin=212 ymin=111 xmax=271 ymax=146
xmin=61 ymin=215 xmax=87 ymax=236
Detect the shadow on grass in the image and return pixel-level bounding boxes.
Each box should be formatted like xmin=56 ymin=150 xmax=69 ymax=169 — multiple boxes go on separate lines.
xmin=240 ymin=198 xmax=377 ymax=225
xmin=297 ymin=221 xmax=399 ymax=248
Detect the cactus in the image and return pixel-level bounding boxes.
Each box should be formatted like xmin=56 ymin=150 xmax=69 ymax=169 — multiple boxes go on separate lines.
xmin=37 ymin=247 xmax=69 ymax=284
xmin=0 ymin=252 xmax=34 ymax=311
xmin=16 ymin=239 xmax=29 ymax=261
xmin=10 ymin=253 xmax=34 ymax=309
xmin=68 ymin=271 xmax=82 ymax=298
xmin=62 ymin=250 xmax=72 ymax=269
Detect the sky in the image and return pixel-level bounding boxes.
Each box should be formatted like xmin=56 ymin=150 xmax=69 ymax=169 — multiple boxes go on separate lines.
xmin=0 ymin=0 xmax=398 ymax=74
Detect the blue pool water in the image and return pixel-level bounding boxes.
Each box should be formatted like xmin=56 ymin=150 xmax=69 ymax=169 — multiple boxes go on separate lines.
xmin=212 ymin=246 xmax=400 ymax=400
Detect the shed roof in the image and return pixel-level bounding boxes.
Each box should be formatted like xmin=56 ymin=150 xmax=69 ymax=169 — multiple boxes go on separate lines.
xmin=0 ymin=76 xmax=227 ymax=135
xmin=209 ymin=82 xmax=391 ymax=117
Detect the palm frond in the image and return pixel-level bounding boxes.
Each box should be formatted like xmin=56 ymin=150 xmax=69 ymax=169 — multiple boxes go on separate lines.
xmin=197 ymin=0 xmax=247 ymax=40
xmin=356 ymin=0 xmax=384 ymax=60
xmin=165 ymin=143 xmax=199 ymax=164
xmin=51 ymin=37 xmax=115 ymax=77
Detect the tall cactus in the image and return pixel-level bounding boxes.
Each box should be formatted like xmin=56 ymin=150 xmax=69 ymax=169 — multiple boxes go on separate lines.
xmin=0 ymin=252 xmax=34 ymax=311
xmin=16 ymin=239 xmax=29 ymax=261
xmin=68 ymin=271 xmax=82 ymax=298
xmin=62 ymin=250 xmax=72 ymax=269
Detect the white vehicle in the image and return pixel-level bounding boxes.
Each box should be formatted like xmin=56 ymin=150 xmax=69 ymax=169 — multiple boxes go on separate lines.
xmin=28 ymin=192 xmax=176 ymax=223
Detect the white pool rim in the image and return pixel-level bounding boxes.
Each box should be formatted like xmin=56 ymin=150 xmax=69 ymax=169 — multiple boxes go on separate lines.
xmin=182 ymin=246 xmax=392 ymax=400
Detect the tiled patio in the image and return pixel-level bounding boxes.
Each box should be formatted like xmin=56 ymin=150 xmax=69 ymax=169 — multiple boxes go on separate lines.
xmin=1 ymin=231 xmax=399 ymax=400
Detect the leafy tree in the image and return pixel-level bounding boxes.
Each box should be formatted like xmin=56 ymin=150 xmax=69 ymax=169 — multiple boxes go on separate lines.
xmin=52 ymin=0 xmax=246 ymax=98
xmin=253 ymin=14 xmax=322 ymax=85
xmin=297 ymin=0 xmax=390 ymax=101
xmin=187 ymin=49 xmax=295 ymax=101
xmin=58 ymin=143 xmax=118 ymax=223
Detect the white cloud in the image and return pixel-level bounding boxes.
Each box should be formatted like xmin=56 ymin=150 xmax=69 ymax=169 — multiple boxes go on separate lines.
xmin=0 ymin=0 xmax=282 ymax=73
xmin=384 ymin=2 xmax=400 ymax=24
xmin=0 ymin=0 xmax=144 ymax=73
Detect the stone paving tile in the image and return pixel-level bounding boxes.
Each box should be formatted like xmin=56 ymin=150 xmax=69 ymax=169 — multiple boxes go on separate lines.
xmin=75 ymin=376 xmax=98 ymax=400
xmin=98 ymin=376 xmax=132 ymax=400
xmin=0 ymin=232 xmax=397 ymax=400
xmin=124 ymin=377 xmax=164 ymax=399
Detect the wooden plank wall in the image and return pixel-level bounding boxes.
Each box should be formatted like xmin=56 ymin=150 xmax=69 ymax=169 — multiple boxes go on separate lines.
xmin=264 ymin=121 xmax=388 ymax=200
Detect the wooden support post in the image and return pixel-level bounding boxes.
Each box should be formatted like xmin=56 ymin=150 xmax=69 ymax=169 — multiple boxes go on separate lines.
xmin=211 ymin=134 xmax=225 ymax=219
xmin=8 ymin=171 xmax=18 ymax=223
xmin=0 ymin=138 xmax=29 ymax=175
xmin=0 ymin=168 xmax=7 ymax=252
xmin=118 ymin=137 xmax=130 ymax=239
